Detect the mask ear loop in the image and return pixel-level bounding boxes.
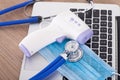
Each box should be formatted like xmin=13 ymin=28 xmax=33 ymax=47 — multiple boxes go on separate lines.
xmin=114 ymin=72 xmax=120 ymax=76
xmin=111 ymin=72 xmax=120 ymax=79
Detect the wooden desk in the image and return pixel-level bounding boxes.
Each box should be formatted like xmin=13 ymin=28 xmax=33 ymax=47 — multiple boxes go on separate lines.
xmin=0 ymin=0 xmax=120 ymax=80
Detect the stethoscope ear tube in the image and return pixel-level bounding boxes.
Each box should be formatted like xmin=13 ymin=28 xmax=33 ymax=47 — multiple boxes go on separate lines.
xmin=29 ymin=56 xmax=66 ymax=80
xmin=0 ymin=16 xmax=42 ymax=26
xmin=0 ymin=0 xmax=34 ymax=15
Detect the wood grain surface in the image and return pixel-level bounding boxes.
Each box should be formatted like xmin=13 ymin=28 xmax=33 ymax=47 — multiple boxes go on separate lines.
xmin=0 ymin=0 xmax=120 ymax=80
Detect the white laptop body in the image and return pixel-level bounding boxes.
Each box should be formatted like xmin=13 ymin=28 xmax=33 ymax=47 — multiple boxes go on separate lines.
xmin=19 ymin=2 xmax=120 ymax=80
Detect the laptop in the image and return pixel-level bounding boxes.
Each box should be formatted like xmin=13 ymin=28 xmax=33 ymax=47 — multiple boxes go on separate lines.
xmin=19 ymin=2 xmax=120 ymax=80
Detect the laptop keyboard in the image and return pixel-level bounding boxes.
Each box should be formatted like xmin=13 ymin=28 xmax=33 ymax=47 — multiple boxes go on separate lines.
xmin=63 ymin=8 xmax=113 ymax=80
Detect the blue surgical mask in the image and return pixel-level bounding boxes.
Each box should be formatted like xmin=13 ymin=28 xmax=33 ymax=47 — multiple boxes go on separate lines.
xmin=38 ymin=39 xmax=116 ymax=80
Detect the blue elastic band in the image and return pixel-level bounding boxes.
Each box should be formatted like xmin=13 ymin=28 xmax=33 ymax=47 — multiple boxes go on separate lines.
xmin=29 ymin=56 xmax=66 ymax=80
xmin=0 ymin=0 xmax=34 ymax=15
xmin=0 ymin=16 xmax=40 ymax=26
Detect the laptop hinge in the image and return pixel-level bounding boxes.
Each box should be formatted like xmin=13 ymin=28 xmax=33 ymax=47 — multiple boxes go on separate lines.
xmin=116 ymin=16 xmax=120 ymax=80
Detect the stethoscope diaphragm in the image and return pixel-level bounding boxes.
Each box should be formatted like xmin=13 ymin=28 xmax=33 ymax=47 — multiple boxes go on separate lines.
xmin=65 ymin=40 xmax=83 ymax=62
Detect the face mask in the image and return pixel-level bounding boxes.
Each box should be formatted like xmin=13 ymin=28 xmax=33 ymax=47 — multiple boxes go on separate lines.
xmin=39 ymin=39 xmax=119 ymax=80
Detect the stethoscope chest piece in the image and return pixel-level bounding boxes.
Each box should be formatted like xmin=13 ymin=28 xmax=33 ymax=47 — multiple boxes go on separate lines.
xmin=65 ymin=41 xmax=83 ymax=62
xmin=30 ymin=40 xmax=83 ymax=80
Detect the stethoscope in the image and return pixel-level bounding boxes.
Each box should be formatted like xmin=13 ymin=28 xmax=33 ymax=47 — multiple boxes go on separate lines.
xmin=0 ymin=0 xmax=94 ymax=26
xmin=29 ymin=40 xmax=83 ymax=80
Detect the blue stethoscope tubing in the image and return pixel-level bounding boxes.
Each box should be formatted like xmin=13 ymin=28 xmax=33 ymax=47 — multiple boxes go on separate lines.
xmin=0 ymin=0 xmax=34 ymax=15
xmin=0 ymin=0 xmax=42 ymax=26
xmin=29 ymin=56 xmax=66 ymax=80
xmin=0 ymin=16 xmax=42 ymax=26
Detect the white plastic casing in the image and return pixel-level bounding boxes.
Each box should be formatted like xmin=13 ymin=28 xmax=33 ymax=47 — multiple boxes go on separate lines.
xmin=19 ymin=10 xmax=91 ymax=57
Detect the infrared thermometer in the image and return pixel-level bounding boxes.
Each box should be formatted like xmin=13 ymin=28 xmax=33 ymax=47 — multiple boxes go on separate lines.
xmin=19 ymin=10 xmax=93 ymax=57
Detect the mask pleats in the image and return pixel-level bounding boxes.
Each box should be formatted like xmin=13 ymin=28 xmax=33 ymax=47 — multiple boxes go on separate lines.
xmin=39 ymin=40 xmax=115 ymax=80
xmin=80 ymin=45 xmax=115 ymax=79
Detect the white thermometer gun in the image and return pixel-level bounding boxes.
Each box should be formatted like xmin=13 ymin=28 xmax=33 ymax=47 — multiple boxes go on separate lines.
xmin=19 ymin=11 xmax=93 ymax=57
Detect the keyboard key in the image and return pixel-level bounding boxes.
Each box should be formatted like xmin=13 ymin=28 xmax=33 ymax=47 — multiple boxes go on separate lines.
xmin=93 ymin=30 xmax=99 ymax=35
xmin=100 ymin=34 xmax=107 ymax=39
xmin=86 ymin=43 xmax=91 ymax=48
xmin=101 ymin=10 xmax=107 ymax=15
xmin=108 ymin=22 xmax=112 ymax=27
xmin=93 ymin=18 xmax=99 ymax=23
xmin=70 ymin=8 xmax=77 ymax=12
xmin=87 ymin=39 xmax=91 ymax=43
xmin=100 ymin=27 xmax=107 ymax=32
xmin=108 ymin=62 xmax=112 ymax=66
xmin=92 ymin=49 xmax=98 ymax=55
xmin=107 ymin=77 xmax=112 ymax=80
xmin=108 ymin=28 xmax=112 ymax=34
xmin=100 ymin=40 xmax=107 ymax=45
xmin=101 ymin=16 xmax=107 ymax=20
xmin=85 ymin=19 xmax=92 ymax=24
xmin=93 ymin=24 xmax=99 ymax=29
xmin=108 ymin=35 xmax=112 ymax=40
xmin=108 ymin=16 xmax=112 ymax=21
xmin=108 ymin=41 xmax=112 ymax=47
xmin=78 ymin=13 xmax=84 ymax=21
xmin=86 ymin=9 xmax=92 ymax=18
xmin=101 ymin=22 xmax=107 ymax=26
xmin=63 ymin=76 xmax=68 ymax=80
xmin=104 ymin=60 xmax=107 ymax=62
xmin=108 ymin=48 xmax=112 ymax=54
xmin=78 ymin=9 xmax=85 ymax=11
xmin=100 ymin=46 xmax=107 ymax=52
xmin=100 ymin=53 xmax=107 ymax=59
xmin=88 ymin=25 xmax=91 ymax=28
xmin=92 ymin=43 xmax=99 ymax=48
xmin=92 ymin=36 xmax=99 ymax=42
xmin=108 ymin=55 xmax=112 ymax=61
xmin=93 ymin=10 xmax=99 ymax=17
xmin=108 ymin=10 xmax=112 ymax=15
